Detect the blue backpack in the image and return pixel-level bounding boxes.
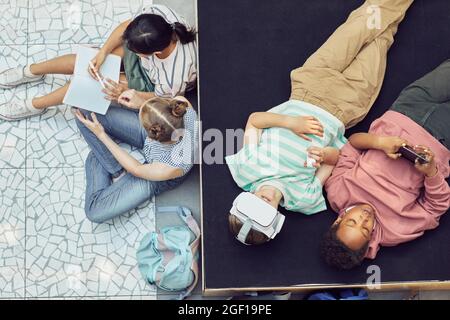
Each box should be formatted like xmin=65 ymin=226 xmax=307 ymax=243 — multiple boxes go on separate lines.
xmin=137 ymin=206 xmax=200 ymax=299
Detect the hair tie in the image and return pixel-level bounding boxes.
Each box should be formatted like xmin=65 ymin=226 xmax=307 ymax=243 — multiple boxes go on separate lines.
xmin=171 ymin=23 xmax=176 ymax=31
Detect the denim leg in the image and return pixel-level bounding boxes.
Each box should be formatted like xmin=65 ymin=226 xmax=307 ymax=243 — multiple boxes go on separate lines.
xmin=76 ymin=104 xmax=148 ymax=175
xmin=84 ymin=152 xmax=182 ymax=223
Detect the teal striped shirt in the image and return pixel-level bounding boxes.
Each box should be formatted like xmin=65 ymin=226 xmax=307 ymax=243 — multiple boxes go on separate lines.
xmin=225 ymin=100 xmax=347 ymax=215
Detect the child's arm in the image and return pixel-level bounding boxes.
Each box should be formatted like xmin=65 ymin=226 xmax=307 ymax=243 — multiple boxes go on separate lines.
xmin=243 ymin=112 xmax=323 ymax=145
xmin=100 ymin=134 xmax=183 ymax=181
xmin=315 ymin=164 xmax=335 ymax=185
xmin=101 ymin=20 xmax=131 ymax=56
xmin=349 ymin=133 xmax=408 ymax=160
xmin=89 ymin=20 xmax=131 ymax=79
xmin=243 ymin=112 xmax=288 ymax=145
xmin=75 ymin=110 xmax=183 ymax=181
xmin=307 ymin=146 xmax=340 ymax=167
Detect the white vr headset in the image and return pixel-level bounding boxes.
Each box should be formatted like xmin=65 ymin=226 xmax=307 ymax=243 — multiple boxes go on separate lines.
xmin=230 ymin=192 xmax=286 ymax=245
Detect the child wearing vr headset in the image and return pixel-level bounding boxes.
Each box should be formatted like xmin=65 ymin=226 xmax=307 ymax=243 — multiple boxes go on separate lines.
xmin=225 ymin=0 xmax=414 ymax=245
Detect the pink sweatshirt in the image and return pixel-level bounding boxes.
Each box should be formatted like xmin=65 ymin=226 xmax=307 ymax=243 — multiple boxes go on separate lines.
xmin=325 ymin=111 xmax=450 ymax=259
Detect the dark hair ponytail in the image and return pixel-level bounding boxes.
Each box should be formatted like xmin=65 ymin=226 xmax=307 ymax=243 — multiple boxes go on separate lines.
xmin=123 ymin=14 xmax=196 ymax=55
xmin=171 ymin=22 xmax=196 ymax=44
xmin=148 ymin=124 xmax=165 ymax=141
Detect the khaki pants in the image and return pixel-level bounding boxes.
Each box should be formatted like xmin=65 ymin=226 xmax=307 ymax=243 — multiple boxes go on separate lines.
xmin=290 ymin=0 xmax=414 ymax=128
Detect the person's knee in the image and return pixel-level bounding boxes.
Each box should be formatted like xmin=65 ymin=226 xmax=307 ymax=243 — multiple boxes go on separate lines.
xmin=84 ymin=206 xmax=108 ymax=224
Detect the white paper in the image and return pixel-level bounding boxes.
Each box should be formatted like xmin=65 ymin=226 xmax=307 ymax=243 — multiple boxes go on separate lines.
xmin=63 ymin=46 xmax=121 ymax=115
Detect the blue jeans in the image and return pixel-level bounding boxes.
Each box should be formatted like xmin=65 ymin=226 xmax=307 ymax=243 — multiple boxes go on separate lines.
xmin=76 ymin=105 xmax=182 ymax=223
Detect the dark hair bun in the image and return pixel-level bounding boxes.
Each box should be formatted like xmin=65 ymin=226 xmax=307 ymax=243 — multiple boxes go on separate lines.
xmin=149 ymin=124 xmax=164 ymax=140
xmin=170 ymin=100 xmax=188 ymax=118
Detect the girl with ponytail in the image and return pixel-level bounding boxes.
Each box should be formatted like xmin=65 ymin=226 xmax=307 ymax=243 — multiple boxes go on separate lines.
xmin=0 ymin=4 xmax=197 ymax=120
xmin=118 ymin=4 xmax=198 ymax=102
xmin=75 ymin=94 xmax=199 ymax=223
xmin=68 ymin=5 xmax=199 ymax=224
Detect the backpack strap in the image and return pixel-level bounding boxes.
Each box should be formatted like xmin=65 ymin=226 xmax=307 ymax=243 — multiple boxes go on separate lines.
xmin=157 ymin=206 xmax=201 ymax=299
xmin=157 ymin=206 xmax=201 ymax=241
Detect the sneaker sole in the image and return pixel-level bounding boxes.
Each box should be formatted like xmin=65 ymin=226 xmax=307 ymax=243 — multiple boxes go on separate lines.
xmin=0 ymin=108 xmax=48 ymax=121
xmin=0 ymin=75 xmax=45 ymax=89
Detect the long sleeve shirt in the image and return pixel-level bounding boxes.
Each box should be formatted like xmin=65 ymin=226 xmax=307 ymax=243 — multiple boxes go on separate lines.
xmin=325 ymin=111 xmax=450 ymax=259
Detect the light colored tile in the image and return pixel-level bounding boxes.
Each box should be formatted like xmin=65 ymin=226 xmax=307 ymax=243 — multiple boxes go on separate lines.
xmin=103 ymin=0 xmax=144 ymax=40
xmin=25 ymin=294 xmax=156 ymax=300
xmin=28 ymin=0 xmax=143 ymax=45
xmin=0 ymin=0 xmax=191 ymax=302
xmin=25 ymin=167 xmax=157 ymax=298
xmin=26 ymin=104 xmax=89 ymax=169
xmin=0 ymin=169 xmax=26 ymax=298
xmin=0 ymin=45 xmax=28 ymax=169
xmin=153 ymin=0 xmax=195 ymax=27
xmin=104 ymin=294 xmax=156 ymax=300
xmin=26 ymin=44 xmax=90 ymax=168
xmin=0 ymin=0 xmax=28 ymax=45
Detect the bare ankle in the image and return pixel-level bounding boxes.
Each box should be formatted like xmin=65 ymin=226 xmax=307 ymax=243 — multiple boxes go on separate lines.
xmin=31 ymin=98 xmax=43 ymax=110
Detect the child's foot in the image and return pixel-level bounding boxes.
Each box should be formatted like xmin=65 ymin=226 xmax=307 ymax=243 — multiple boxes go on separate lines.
xmin=0 ymin=99 xmax=46 ymax=121
xmin=0 ymin=66 xmax=44 ymax=88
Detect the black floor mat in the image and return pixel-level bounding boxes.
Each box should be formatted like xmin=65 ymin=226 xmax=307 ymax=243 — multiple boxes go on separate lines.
xmin=198 ymin=0 xmax=450 ymax=289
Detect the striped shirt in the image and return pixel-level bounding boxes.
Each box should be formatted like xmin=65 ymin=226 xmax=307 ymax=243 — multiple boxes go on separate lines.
xmin=225 ymin=100 xmax=347 ymax=215
xmin=143 ymin=107 xmax=199 ymax=175
xmin=134 ymin=4 xmax=197 ymax=98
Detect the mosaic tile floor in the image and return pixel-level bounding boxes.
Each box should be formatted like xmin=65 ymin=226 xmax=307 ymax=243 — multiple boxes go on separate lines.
xmin=0 ymin=0 xmax=157 ymax=299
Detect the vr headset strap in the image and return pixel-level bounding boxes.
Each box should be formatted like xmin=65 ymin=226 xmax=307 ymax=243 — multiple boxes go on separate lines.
xmin=237 ymin=219 xmax=253 ymax=245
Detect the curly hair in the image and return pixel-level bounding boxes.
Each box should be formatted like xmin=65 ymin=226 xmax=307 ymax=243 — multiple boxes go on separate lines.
xmin=320 ymin=224 xmax=368 ymax=270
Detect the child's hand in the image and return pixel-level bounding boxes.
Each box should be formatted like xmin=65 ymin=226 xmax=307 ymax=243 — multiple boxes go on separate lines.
xmin=377 ymin=136 xmax=408 ymax=159
xmin=287 ymin=116 xmax=324 ymax=141
xmin=88 ymin=50 xmax=106 ymax=80
xmin=75 ymin=109 xmax=106 ymax=138
xmin=413 ymin=145 xmax=438 ymax=177
xmin=307 ymin=146 xmax=325 ymax=168
xmin=118 ymin=89 xmax=146 ymax=109
xmin=307 ymin=146 xmax=340 ymax=168
xmin=103 ymin=78 xmax=129 ymax=101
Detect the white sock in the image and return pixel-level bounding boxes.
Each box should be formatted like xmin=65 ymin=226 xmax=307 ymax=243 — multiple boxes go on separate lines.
xmin=25 ymin=99 xmax=39 ymax=112
xmin=23 ymin=65 xmax=36 ymax=78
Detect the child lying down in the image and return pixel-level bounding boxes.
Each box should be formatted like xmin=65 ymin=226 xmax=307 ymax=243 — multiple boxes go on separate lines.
xmin=224 ymin=0 xmax=414 ymax=245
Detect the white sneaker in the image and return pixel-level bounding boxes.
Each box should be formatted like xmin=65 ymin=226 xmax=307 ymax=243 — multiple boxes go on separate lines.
xmin=0 ymin=99 xmax=46 ymax=121
xmin=0 ymin=66 xmax=44 ymax=88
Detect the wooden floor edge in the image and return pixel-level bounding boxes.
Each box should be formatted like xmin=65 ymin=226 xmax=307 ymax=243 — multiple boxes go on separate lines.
xmin=202 ymin=281 xmax=450 ymax=297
